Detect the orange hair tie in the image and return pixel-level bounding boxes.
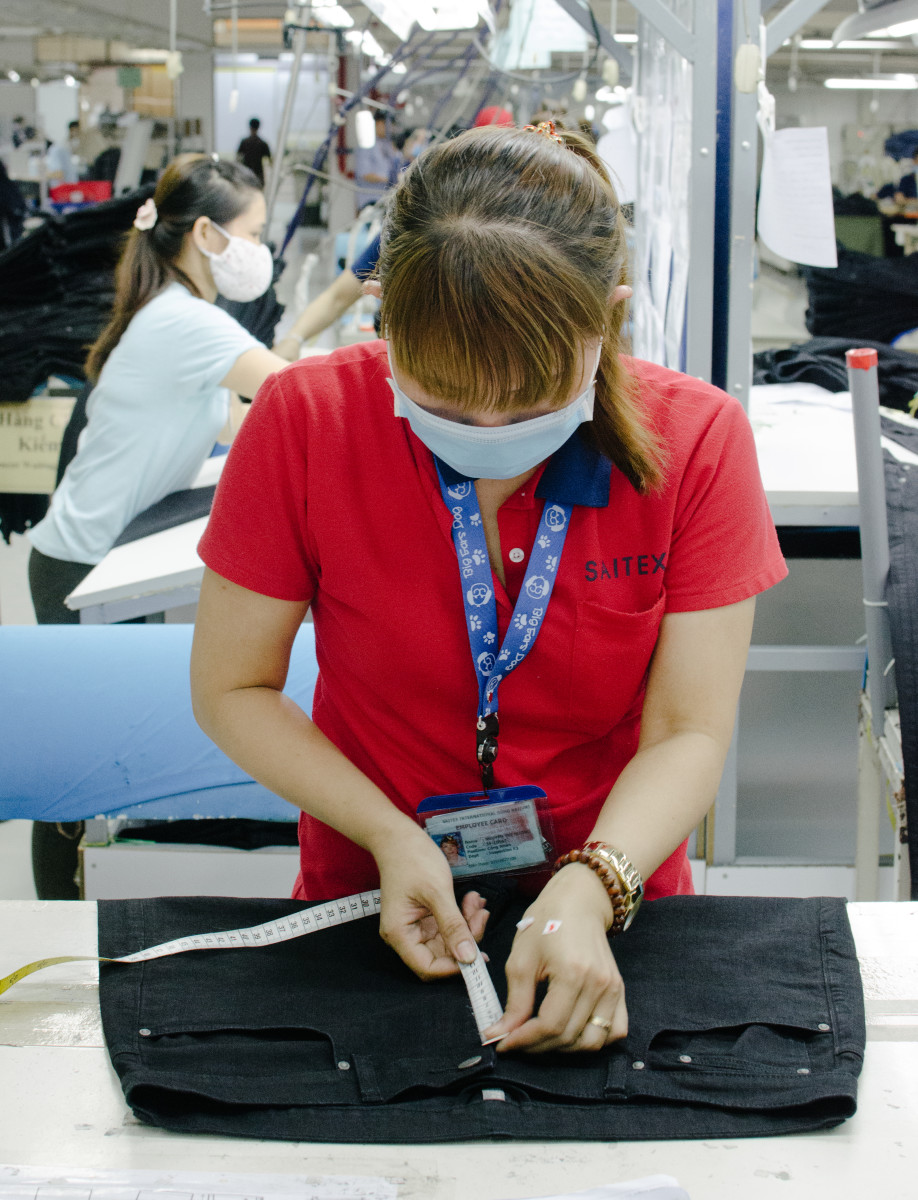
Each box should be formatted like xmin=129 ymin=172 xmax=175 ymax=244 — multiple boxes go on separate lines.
xmin=522 ymin=119 xmax=565 ymax=146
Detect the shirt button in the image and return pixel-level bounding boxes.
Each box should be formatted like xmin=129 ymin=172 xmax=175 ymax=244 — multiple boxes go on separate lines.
xmin=509 ymin=548 xmax=525 ymax=563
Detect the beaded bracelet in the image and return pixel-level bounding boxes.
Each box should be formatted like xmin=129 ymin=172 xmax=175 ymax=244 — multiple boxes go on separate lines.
xmin=552 ymin=847 xmax=630 ymax=936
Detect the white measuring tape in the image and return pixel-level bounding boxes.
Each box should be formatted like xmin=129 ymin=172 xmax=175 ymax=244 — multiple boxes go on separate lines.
xmin=0 ymin=889 xmax=504 ymax=1044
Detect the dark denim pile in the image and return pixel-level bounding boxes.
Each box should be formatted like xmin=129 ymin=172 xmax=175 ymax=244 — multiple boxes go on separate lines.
xmin=99 ymin=891 xmax=865 ymax=1143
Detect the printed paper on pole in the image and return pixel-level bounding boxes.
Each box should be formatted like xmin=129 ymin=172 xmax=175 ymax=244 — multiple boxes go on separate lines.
xmin=757 ymin=126 xmax=838 ymax=268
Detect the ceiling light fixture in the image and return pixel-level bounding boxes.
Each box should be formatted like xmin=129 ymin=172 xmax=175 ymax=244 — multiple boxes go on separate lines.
xmin=824 ymin=74 xmax=918 ymax=89
xmin=345 ymin=29 xmax=388 ymax=66
xmin=884 ymin=19 xmax=918 ymax=36
xmin=311 ymin=1 xmax=354 ymax=30
xmin=360 ymin=0 xmax=494 ymax=42
xmin=799 ymin=39 xmax=905 ymax=50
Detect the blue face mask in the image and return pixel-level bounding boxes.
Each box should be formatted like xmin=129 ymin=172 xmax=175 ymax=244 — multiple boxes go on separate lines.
xmin=387 ymin=345 xmax=601 ymax=480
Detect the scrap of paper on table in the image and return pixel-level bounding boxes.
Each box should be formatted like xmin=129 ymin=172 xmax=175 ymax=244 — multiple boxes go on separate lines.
xmin=0 ymin=1167 xmax=397 ymax=1200
xmin=496 ymin=1176 xmax=690 ymax=1200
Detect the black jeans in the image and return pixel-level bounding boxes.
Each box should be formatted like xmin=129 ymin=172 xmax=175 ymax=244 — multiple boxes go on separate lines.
xmin=98 ymin=892 xmax=865 ymax=1143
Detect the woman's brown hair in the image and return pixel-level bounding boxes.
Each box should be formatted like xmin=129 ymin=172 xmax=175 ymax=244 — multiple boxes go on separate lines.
xmin=379 ymin=125 xmax=663 ymax=492
xmin=85 ymin=154 xmax=261 ymax=382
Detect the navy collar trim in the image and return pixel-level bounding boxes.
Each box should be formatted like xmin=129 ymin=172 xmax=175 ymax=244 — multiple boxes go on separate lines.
xmin=434 ymin=431 xmax=611 ymax=508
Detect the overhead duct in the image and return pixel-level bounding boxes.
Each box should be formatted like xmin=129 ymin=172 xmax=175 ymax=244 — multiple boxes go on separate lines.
xmin=833 ymin=0 xmax=918 ymax=43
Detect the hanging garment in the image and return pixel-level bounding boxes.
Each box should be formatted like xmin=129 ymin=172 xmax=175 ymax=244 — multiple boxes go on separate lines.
xmin=884 ymin=131 xmax=918 ymax=161
xmin=97 ymin=892 xmax=865 ymax=1143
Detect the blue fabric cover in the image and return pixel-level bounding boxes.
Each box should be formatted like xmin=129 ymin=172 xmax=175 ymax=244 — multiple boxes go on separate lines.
xmin=0 ymin=624 xmax=317 ymax=821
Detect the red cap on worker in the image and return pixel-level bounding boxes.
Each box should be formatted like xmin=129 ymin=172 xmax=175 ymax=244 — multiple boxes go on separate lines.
xmin=473 ymin=106 xmax=514 ymax=128
xmin=846 ymin=348 xmax=878 ymax=370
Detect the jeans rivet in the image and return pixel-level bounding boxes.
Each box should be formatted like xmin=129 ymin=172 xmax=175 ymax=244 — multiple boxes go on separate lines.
xmin=818 ymin=1023 xmax=830 ymax=1031
xmin=337 ymin=1060 xmax=351 ymax=1070
xmin=458 ymin=1055 xmax=483 ymax=1069
xmin=632 ymin=1060 xmax=645 ymax=1070
xmin=678 ymin=1054 xmax=692 ymax=1063
xmin=797 ymin=1067 xmax=810 ymax=1075
xmin=138 ymin=1028 xmax=151 ymax=1037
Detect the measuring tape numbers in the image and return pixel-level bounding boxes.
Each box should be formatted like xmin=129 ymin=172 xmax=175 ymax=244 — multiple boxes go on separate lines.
xmin=0 ymin=889 xmax=504 ymax=1043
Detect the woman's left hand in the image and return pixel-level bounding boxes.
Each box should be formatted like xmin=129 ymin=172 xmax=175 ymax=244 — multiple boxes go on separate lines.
xmin=482 ymin=863 xmax=628 ymax=1054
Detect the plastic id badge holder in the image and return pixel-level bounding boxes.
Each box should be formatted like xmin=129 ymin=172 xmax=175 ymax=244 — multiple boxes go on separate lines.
xmin=416 ymin=786 xmax=553 ymax=878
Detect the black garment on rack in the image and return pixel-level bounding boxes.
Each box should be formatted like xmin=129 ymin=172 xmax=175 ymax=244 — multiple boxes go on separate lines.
xmin=753 ymin=337 xmax=918 ymax=413
xmin=97 ymin=893 xmax=865 ymax=1143
xmin=803 ymin=247 xmax=918 ymax=345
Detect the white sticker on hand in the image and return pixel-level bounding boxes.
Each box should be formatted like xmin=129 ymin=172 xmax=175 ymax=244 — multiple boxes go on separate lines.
xmin=542 ymin=920 xmax=562 ymax=935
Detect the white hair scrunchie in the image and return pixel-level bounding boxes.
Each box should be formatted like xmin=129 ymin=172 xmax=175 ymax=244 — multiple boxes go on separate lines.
xmin=133 ymin=198 xmax=158 ymax=231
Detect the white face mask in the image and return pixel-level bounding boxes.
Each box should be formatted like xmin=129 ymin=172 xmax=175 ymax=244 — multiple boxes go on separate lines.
xmin=388 ymin=344 xmax=601 ymax=480
xmin=201 ymin=222 xmax=273 ymax=302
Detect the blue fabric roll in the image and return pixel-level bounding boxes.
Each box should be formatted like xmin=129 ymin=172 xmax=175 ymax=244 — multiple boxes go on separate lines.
xmin=0 ymin=623 xmax=317 ymax=821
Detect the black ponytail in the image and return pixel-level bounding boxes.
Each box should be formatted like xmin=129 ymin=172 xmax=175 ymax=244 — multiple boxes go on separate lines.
xmin=86 ymin=154 xmax=261 ymax=382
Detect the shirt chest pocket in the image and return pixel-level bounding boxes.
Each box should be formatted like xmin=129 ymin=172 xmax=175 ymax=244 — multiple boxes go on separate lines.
xmin=565 ymin=592 xmax=666 ymax=737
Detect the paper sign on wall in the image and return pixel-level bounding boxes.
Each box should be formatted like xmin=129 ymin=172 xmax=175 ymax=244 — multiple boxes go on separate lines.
xmin=0 ymin=396 xmax=75 ymax=494
xmin=757 ymin=126 xmax=838 ymax=268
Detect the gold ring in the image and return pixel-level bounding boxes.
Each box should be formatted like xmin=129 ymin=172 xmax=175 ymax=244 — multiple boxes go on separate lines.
xmin=588 ymin=1016 xmax=613 ymax=1032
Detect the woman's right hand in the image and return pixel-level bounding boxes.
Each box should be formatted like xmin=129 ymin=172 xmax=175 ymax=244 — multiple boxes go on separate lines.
xmin=374 ymin=828 xmax=489 ymax=981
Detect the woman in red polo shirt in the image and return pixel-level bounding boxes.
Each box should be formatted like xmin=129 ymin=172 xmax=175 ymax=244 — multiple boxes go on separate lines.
xmin=191 ymin=123 xmax=786 ymax=1054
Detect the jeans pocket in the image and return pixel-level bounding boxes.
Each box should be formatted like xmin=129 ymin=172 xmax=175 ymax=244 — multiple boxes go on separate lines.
xmin=137 ymin=1020 xmax=358 ymax=1106
xmin=647 ymin=1021 xmax=834 ymax=1075
xmin=619 ymin=1017 xmax=837 ymax=1110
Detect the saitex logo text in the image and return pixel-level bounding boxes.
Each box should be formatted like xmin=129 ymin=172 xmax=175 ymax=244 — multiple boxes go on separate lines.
xmin=585 ymin=553 xmax=667 ymax=581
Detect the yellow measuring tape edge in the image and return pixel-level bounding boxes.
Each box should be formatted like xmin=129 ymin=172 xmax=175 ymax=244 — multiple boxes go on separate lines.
xmin=0 ymin=955 xmax=115 ymax=997
xmin=0 ymin=889 xmax=504 ymax=1041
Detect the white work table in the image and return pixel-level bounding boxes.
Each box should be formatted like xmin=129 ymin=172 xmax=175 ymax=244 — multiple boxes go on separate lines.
xmin=67 ymin=455 xmax=223 ymax=624
xmin=1 ymin=901 xmax=916 ymax=1199
xmin=67 ymin=382 xmax=863 ymax=623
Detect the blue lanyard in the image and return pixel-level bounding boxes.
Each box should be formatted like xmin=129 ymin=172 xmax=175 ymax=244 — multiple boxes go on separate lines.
xmin=435 ymin=461 xmax=573 ymax=788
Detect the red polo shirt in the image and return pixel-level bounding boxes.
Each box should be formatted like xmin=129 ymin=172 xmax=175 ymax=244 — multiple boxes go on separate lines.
xmin=198 ymin=341 xmax=787 ymax=902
